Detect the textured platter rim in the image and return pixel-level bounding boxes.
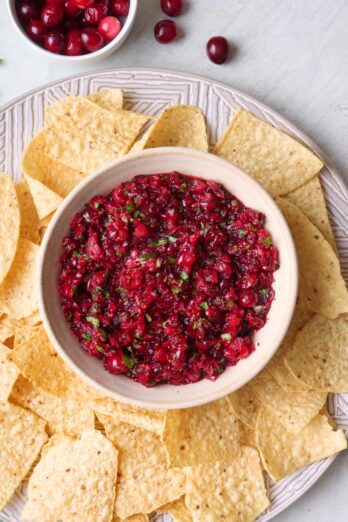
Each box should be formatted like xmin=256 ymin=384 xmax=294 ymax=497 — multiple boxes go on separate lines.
xmin=0 ymin=66 xmax=347 ymax=522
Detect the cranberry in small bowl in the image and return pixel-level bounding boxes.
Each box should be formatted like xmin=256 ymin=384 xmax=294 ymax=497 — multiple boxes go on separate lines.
xmin=38 ymin=148 xmax=298 ymax=410
xmin=7 ymin=0 xmax=137 ymax=62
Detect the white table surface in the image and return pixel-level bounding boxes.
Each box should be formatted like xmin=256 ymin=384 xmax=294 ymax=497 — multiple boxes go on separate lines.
xmin=1 ymin=1 xmax=348 ymax=520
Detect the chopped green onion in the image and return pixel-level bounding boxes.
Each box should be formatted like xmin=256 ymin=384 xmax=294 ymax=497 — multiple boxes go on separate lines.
xmin=93 ymin=201 xmax=100 ymax=209
xmin=124 ymin=202 xmax=135 ymax=213
xmin=96 ymin=345 xmax=104 ymax=353
xmin=122 ymin=353 xmax=135 ymax=369
xmin=86 ymin=316 xmax=99 ymax=328
xmin=238 ymin=229 xmax=247 ymax=238
xmin=262 ymin=237 xmax=273 ymax=247
xmin=167 ymin=257 xmax=176 ymax=264
xmin=82 ymin=333 xmax=92 ymax=341
xmin=172 ymin=287 xmax=181 ymax=295
xmin=140 ymin=252 xmax=156 ymax=260
xmin=180 ymin=271 xmax=189 ymax=282
xmin=221 ymin=333 xmax=232 ymax=341
xmin=200 ymin=301 xmax=209 ymax=311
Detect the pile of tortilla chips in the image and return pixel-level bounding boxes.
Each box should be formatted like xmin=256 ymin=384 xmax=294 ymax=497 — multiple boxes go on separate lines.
xmin=0 ymin=89 xmax=347 ymax=522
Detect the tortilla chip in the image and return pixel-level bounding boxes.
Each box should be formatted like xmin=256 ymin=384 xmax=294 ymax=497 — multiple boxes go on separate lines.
xmin=256 ymin=411 xmax=347 ymax=481
xmin=8 ymin=325 xmax=99 ymax=400
xmin=14 ymin=323 xmax=41 ymax=349
xmin=285 ymin=176 xmax=336 ymax=251
xmin=251 ymin=368 xmax=326 ymax=433
xmin=0 ymin=238 xmax=39 ymax=319
xmin=185 ymin=446 xmax=269 ymax=521
xmin=114 ymin=515 xmax=148 ymax=522
xmin=15 ymin=179 xmax=41 ymax=243
xmin=44 ymin=97 xmax=150 ymax=172
xmin=92 ymin=396 xmax=166 ymax=435
xmin=0 ymin=175 xmax=20 ymax=285
xmin=284 ymin=314 xmax=348 ymax=392
xmin=0 ymin=344 xmax=19 ymax=404
xmin=99 ymin=414 xmax=185 ymax=519
xmin=24 ymin=173 xmax=62 ymax=220
xmin=141 ymin=106 xmax=208 ymax=151
xmin=88 ymin=88 xmax=123 ymax=111
xmin=162 ymin=398 xmax=240 ymax=467
xmin=239 ymin=421 xmax=257 ymax=449
xmin=129 ymin=125 xmax=154 ymax=153
xmin=22 ymin=131 xmax=87 ymax=198
xmin=22 ymin=430 xmax=118 ymax=522
xmin=10 ymin=375 xmax=94 ymax=436
xmin=212 ymin=108 xmax=323 ymax=196
xmin=39 ymin=210 xmax=55 ymax=229
xmin=0 ymin=314 xmax=16 ymax=343
xmin=277 ymin=198 xmax=348 ymax=318
xmin=227 ymin=381 xmax=260 ymax=428
xmin=157 ymin=497 xmax=192 ymax=522
xmin=0 ymin=402 xmax=47 ymax=510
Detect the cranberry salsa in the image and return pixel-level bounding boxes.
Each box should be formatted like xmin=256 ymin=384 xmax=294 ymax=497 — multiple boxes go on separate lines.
xmin=58 ymin=172 xmax=279 ymax=386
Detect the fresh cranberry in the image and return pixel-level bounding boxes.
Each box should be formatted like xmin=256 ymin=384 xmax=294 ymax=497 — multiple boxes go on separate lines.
xmin=206 ymin=36 xmax=229 ymax=64
xmin=85 ymin=4 xmax=107 ymax=24
xmin=44 ymin=29 xmax=65 ymax=53
xmin=98 ymin=15 xmax=121 ymax=41
xmin=65 ymin=0 xmax=81 ymax=16
xmin=160 ymin=0 xmax=182 ymax=17
xmin=27 ymin=19 xmax=45 ymax=42
xmin=238 ymin=290 xmax=258 ymax=308
xmin=17 ymin=1 xmax=40 ymax=22
xmin=110 ymin=0 xmax=129 ymax=16
xmin=41 ymin=4 xmax=65 ymax=28
xmin=72 ymin=0 xmax=95 ymax=7
xmin=154 ymin=19 xmax=177 ymax=43
xmin=47 ymin=0 xmax=66 ymax=4
xmin=105 ymin=353 xmax=128 ymax=374
xmin=80 ymin=28 xmax=104 ymax=51
xmin=65 ymin=28 xmax=82 ymax=54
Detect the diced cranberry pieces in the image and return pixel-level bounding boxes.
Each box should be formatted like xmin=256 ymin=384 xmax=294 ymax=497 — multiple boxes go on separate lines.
xmin=154 ymin=19 xmax=177 ymax=44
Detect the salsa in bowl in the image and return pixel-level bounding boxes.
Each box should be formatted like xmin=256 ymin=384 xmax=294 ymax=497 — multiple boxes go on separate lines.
xmin=39 ymin=148 xmax=297 ymax=409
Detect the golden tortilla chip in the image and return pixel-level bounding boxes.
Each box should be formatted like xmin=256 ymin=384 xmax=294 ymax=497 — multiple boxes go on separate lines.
xmin=88 ymin=88 xmax=123 ymax=111
xmin=212 ymin=108 xmax=323 ymax=196
xmin=239 ymin=421 xmax=257 ymax=449
xmin=15 ymin=179 xmax=41 ymax=243
xmin=0 ymin=238 xmax=39 ymax=319
xmin=129 ymin=125 xmax=154 ymax=153
xmin=0 ymin=343 xmax=19 ymax=404
xmin=22 ymin=430 xmax=118 ymax=522
xmin=141 ymin=106 xmax=208 ymax=151
xmin=251 ymin=368 xmax=326 ymax=433
xmin=0 ymin=175 xmax=20 ymax=285
xmin=285 ymin=176 xmax=336 ymax=251
xmin=277 ymin=198 xmax=348 ymax=318
xmin=157 ymin=497 xmax=192 ymax=522
xmin=14 ymin=323 xmax=41 ymax=349
xmin=44 ymin=97 xmax=150 ymax=172
xmin=256 ymin=411 xmax=347 ymax=481
xmin=162 ymin=398 xmax=240 ymax=467
xmin=284 ymin=314 xmax=348 ymax=392
xmin=10 ymin=375 xmax=94 ymax=436
xmin=39 ymin=210 xmax=55 ymax=229
xmin=99 ymin=414 xmax=185 ymax=519
xmin=114 ymin=515 xmax=148 ymax=522
xmin=227 ymin=381 xmax=259 ymax=428
xmin=22 ymin=131 xmax=87 ymax=198
xmin=0 ymin=314 xmax=16 ymax=343
xmin=92 ymin=396 xmax=166 ymax=435
xmin=8 ymin=325 xmax=99 ymax=400
xmin=185 ymin=446 xmax=269 ymax=521
xmin=0 ymin=402 xmax=47 ymax=510
xmin=24 ymin=173 xmax=62 ymax=220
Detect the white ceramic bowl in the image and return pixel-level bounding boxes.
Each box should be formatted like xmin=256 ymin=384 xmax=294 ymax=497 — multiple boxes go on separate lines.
xmin=7 ymin=0 xmax=138 ymax=63
xmin=38 ymin=147 xmax=298 ymax=409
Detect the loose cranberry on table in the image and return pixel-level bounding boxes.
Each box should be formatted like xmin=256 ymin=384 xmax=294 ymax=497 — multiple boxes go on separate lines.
xmin=206 ymin=36 xmax=229 ymax=64
xmin=58 ymin=172 xmax=279 ymax=387
xmin=154 ymin=19 xmax=178 ymax=44
xmin=160 ymin=0 xmax=183 ymax=17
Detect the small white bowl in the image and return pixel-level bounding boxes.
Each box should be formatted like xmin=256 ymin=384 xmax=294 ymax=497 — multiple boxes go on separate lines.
xmin=7 ymin=0 xmax=138 ymax=63
xmin=38 ymin=148 xmax=298 ymax=410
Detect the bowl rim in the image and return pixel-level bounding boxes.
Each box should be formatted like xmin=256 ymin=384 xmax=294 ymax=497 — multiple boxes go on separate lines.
xmin=38 ymin=147 xmax=298 ymax=409
xmin=6 ymin=0 xmax=138 ymax=63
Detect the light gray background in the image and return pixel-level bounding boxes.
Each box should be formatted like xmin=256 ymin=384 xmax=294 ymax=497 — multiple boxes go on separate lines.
xmin=1 ymin=1 xmax=348 ymax=520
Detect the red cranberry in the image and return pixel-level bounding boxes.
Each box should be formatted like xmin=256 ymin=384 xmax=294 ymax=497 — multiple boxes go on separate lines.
xmin=98 ymin=16 xmax=121 ymax=41
xmin=105 ymin=353 xmax=127 ymax=374
xmin=27 ymin=19 xmax=45 ymax=42
xmin=17 ymin=1 xmax=40 ymax=22
xmin=65 ymin=0 xmax=81 ymax=16
xmin=160 ymin=0 xmax=182 ymax=17
xmin=110 ymin=0 xmax=129 ymax=16
xmin=47 ymin=0 xmax=66 ymax=4
xmin=238 ymin=290 xmax=258 ymax=308
xmin=85 ymin=4 xmax=107 ymax=24
xmin=65 ymin=28 xmax=82 ymax=55
xmin=80 ymin=28 xmax=104 ymax=51
xmin=44 ymin=29 xmax=65 ymax=53
xmin=206 ymin=36 xmax=229 ymax=64
xmin=154 ymin=19 xmax=177 ymax=44
xmin=72 ymin=0 xmax=95 ymax=7
xmin=41 ymin=4 xmax=65 ymax=28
